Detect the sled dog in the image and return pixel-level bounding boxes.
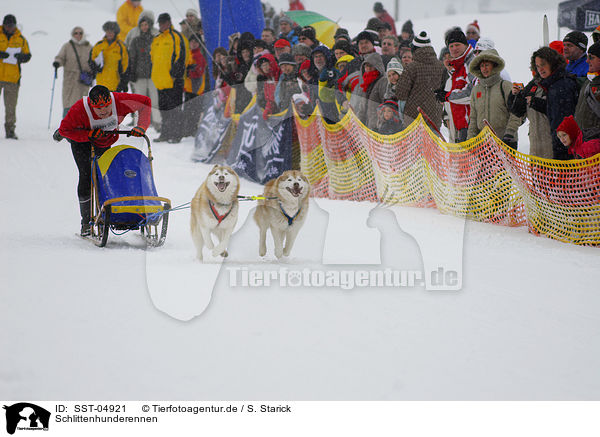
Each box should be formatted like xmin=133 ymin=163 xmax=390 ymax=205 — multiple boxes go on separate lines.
xmin=190 ymin=165 xmax=240 ymax=261
xmin=253 ymin=170 xmax=310 ymax=258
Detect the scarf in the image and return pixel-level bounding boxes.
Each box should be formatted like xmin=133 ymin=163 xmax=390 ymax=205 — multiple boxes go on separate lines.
xmin=360 ymin=70 xmax=380 ymax=93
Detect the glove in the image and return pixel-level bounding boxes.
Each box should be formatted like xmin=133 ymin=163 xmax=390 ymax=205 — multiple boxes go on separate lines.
xmin=14 ymin=53 xmax=29 ymax=62
xmin=0 ymin=51 xmax=9 ymax=59
xmin=116 ymin=80 xmax=128 ymax=92
xmin=52 ymin=61 xmax=60 ymax=69
xmin=434 ymin=88 xmax=447 ymax=103
xmin=52 ymin=129 xmax=64 ymax=142
xmin=502 ymin=134 xmax=518 ymax=150
xmin=186 ymin=64 xmax=197 ymax=74
xmin=128 ymin=126 xmax=146 ymax=137
xmin=88 ymin=128 xmax=106 ymax=141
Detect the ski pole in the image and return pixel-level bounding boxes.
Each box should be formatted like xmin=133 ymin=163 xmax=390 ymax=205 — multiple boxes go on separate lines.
xmin=48 ymin=66 xmax=58 ymax=130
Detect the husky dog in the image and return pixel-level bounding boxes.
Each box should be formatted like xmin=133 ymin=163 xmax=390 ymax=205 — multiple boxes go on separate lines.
xmin=253 ymin=170 xmax=310 ymax=258
xmin=190 ymin=165 xmax=240 ymax=261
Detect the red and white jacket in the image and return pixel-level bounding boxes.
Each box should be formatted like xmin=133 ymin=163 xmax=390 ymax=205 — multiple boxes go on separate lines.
xmin=446 ymin=45 xmax=475 ymax=131
xmin=59 ymin=92 xmax=151 ymax=148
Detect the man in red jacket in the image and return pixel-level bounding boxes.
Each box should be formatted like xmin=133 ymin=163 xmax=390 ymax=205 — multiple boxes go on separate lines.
xmin=56 ymin=85 xmax=151 ymax=236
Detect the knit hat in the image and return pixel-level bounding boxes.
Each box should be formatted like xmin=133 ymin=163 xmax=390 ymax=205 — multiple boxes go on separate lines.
xmin=3 ymin=14 xmax=16 ymax=26
xmin=335 ymin=54 xmax=354 ymax=69
xmin=157 ymin=13 xmax=171 ymax=23
xmin=274 ymin=38 xmax=291 ymax=48
xmin=299 ymin=59 xmax=311 ymax=76
xmin=102 ymin=21 xmax=120 ymax=35
xmin=355 ymin=30 xmax=376 ymax=45
xmin=334 ymin=28 xmax=351 ymax=42
xmin=564 ymin=31 xmax=588 ymax=51
xmin=379 ymin=99 xmax=399 ymax=114
xmin=332 ymin=40 xmax=353 ymax=55
xmin=446 ymin=29 xmax=468 ymax=46
xmin=279 ymin=16 xmax=293 ymax=25
xmin=292 ymin=43 xmax=311 ymax=57
xmin=185 ymin=8 xmax=199 ymax=18
xmin=401 ymin=20 xmax=413 ymax=36
xmin=386 ymin=57 xmax=403 ymax=75
xmin=556 ymin=115 xmax=581 ymax=143
xmin=474 ymin=36 xmax=495 ymax=52
xmin=589 ymin=42 xmax=600 ymax=58
xmin=549 ymin=40 xmax=564 ymax=55
xmin=466 ymin=20 xmax=480 ymax=36
xmin=278 ymin=53 xmax=296 ymax=65
xmin=367 ymin=18 xmax=385 ymax=32
xmin=412 ymin=31 xmax=431 ymax=48
xmin=374 ymin=2 xmax=385 ymax=13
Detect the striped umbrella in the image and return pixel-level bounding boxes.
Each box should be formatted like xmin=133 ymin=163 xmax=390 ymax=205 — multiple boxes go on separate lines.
xmin=285 ymin=10 xmax=339 ymax=48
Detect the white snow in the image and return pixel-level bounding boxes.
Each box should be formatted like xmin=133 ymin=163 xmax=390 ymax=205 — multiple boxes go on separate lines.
xmin=1 ymin=0 xmax=600 ymax=401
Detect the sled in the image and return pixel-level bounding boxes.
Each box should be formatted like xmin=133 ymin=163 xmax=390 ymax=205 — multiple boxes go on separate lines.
xmin=89 ymin=131 xmax=171 ymax=248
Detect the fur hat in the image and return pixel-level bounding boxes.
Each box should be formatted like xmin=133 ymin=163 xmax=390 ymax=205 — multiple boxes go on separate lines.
xmin=102 ymin=21 xmax=120 ymax=35
xmin=186 ymin=9 xmax=199 ymax=18
xmin=292 ymin=43 xmax=312 ymax=58
xmin=469 ymin=49 xmax=505 ymax=78
xmin=279 ymin=16 xmax=293 ymax=26
xmin=564 ymin=31 xmax=588 ymax=51
xmin=412 ymin=31 xmax=431 ymax=48
xmin=446 ymin=28 xmax=467 ymax=47
xmin=355 ymin=30 xmax=376 ymax=45
xmin=386 ymin=57 xmax=403 ymax=75
xmin=556 ymin=115 xmax=581 ymax=142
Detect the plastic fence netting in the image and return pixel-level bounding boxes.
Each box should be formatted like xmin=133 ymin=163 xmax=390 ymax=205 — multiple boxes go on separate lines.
xmin=294 ymin=107 xmax=600 ymax=246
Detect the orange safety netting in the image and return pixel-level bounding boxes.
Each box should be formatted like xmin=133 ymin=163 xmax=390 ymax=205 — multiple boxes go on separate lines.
xmin=294 ymin=107 xmax=600 ymax=246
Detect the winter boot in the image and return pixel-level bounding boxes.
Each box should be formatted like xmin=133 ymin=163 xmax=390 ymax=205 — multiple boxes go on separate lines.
xmin=79 ymin=196 xmax=91 ymax=236
xmin=5 ymin=125 xmax=18 ymax=140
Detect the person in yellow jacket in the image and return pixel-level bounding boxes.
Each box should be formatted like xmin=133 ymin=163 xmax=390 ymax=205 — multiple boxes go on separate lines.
xmin=0 ymin=14 xmax=31 ymax=139
xmin=117 ymin=0 xmax=143 ymax=41
xmin=150 ymin=13 xmax=188 ymax=143
xmin=89 ymin=21 xmax=129 ymax=92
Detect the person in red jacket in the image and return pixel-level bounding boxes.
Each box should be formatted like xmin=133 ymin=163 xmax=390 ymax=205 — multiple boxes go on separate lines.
xmin=556 ymin=115 xmax=600 ymax=159
xmin=373 ymin=2 xmax=397 ymax=36
xmin=288 ymin=0 xmax=305 ymax=11
xmin=55 ymin=85 xmax=151 ymax=235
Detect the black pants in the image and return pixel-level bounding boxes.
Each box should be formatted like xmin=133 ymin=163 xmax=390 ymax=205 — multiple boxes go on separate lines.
xmin=158 ymin=80 xmax=184 ymax=140
xmin=183 ymin=92 xmax=206 ymax=137
xmin=70 ymin=140 xmax=107 ymax=224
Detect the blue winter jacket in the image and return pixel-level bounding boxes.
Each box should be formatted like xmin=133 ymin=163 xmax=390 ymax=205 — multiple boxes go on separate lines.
xmin=565 ymin=54 xmax=589 ymax=78
xmin=539 ymin=68 xmax=579 ymax=160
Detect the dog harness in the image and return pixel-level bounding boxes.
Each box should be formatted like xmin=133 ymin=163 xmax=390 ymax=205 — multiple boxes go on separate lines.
xmin=209 ymin=200 xmax=232 ymax=225
xmin=279 ymin=202 xmax=302 ymax=226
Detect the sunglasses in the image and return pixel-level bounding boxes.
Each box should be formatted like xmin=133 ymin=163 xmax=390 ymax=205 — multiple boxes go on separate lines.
xmin=73 ymin=31 xmax=83 ymax=35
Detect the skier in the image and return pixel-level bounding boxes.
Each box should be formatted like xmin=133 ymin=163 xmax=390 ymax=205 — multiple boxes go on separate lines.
xmin=55 ymin=85 xmax=151 ymax=236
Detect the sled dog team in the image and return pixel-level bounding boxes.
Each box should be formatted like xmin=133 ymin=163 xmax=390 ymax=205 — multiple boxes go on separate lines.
xmin=190 ymin=166 xmax=310 ymax=262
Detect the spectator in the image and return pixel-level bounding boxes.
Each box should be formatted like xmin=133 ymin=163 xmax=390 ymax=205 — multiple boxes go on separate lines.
xmin=298 ymin=27 xmax=319 ymax=49
xmin=384 ymin=56 xmax=403 ymax=102
xmin=89 ymin=22 xmax=129 ymax=92
xmin=549 ymin=40 xmax=564 ymax=56
xmin=53 ymin=27 xmax=93 ymax=118
xmin=127 ymin=12 xmax=160 ymax=131
xmin=274 ymin=38 xmax=292 ymax=60
xmin=381 ymin=35 xmax=399 ymax=68
xmin=332 ymin=40 xmax=355 ymax=60
xmin=574 ymin=42 xmax=600 ymax=131
xmin=228 ymin=34 xmax=254 ymax=114
xmin=373 ymin=2 xmax=397 ymax=36
xmin=436 ymin=28 xmax=475 ymax=142
xmin=244 ymin=40 xmax=270 ymax=97
xmin=508 ymin=58 xmax=553 ymax=159
xmin=179 ymin=9 xmax=202 ymax=41
xmin=563 ymin=31 xmax=589 ymax=78
xmin=465 ymin=20 xmax=480 ymax=43
xmin=0 ymin=14 xmax=31 ymax=139
xmin=334 ymin=28 xmax=351 ymax=44
xmin=57 ymin=85 xmax=151 ymax=235
xmin=379 ymin=22 xmax=394 ymax=40
xmin=593 ymin=25 xmax=600 ymax=44
xmin=398 ymin=20 xmax=414 ymax=47
xmin=466 ymin=49 xmax=521 ymax=144
xmin=262 ymin=4 xmax=280 ymax=35
xmin=396 ymin=31 xmax=445 ymax=129
xmin=124 ymin=10 xmax=157 ymax=48
xmin=275 ymin=53 xmax=301 ymax=111
xmin=256 ymin=54 xmax=281 ymax=119
xmin=317 ymin=63 xmax=341 ymax=124
xmin=278 ymin=16 xmax=299 ymax=46
xmin=532 ymin=46 xmax=579 ymax=160
xmin=376 ymin=99 xmax=403 ymax=135
xmin=116 ymin=0 xmax=143 ymax=41
xmin=292 ymin=43 xmax=312 ymax=65
xmin=150 ymin=13 xmax=187 ymax=143
xmin=556 ymin=115 xmax=600 ymax=159
xmin=350 ymin=52 xmax=387 ymax=129
xmin=212 ymin=47 xmax=231 ymax=110
xmin=262 ymin=28 xmax=276 ymax=48
xmin=297 ymin=59 xmax=316 ymax=115
xmin=473 ymin=37 xmax=511 ymax=81
xmin=288 ymin=0 xmax=305 ymax=10
xmin=183 ymin=35 xmax=208 ymax=136
xmin=400 ymin=50 xmax=413 ymax=68
xmin=355 ymin=31 xmax=377 ymax=56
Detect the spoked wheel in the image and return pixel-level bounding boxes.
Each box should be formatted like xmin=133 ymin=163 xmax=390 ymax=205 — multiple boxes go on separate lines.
xmin=92 ymin=205 xmax=111 ymax=247
xmin=141 ymin=204 xmax=170 ymax=247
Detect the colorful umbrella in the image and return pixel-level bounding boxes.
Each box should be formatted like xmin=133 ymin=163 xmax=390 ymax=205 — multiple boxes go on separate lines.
xmin=285 ymin=10 xmax=339 ymax=48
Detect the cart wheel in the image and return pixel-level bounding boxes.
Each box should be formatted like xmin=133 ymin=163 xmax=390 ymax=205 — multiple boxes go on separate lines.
xmin=94 ymin=205 xmax=111 ymax=247
xmin=142 ymin=204 xmax=170 ymax=248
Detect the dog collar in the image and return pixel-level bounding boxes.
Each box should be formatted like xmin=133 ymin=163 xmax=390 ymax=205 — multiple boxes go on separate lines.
xmin=209 ymin=200 xmax=232 ymax=225
xmin=279 ymin=202 xmax=301 ymax=226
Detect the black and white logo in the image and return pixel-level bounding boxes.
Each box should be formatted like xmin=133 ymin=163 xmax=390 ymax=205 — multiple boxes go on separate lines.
xmin=585 ymin=10 xmax=600 ymax=28
xmin=3 ymin=403 xmax=50 ymax=435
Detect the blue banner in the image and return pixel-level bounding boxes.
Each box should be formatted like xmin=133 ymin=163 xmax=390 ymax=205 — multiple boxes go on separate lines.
xmin=227 ymin=105 xmax=293 ymax=184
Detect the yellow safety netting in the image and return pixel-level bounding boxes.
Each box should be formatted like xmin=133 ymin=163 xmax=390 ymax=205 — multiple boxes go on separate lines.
xmin=294 ymin=107 xmax=600 ymax=246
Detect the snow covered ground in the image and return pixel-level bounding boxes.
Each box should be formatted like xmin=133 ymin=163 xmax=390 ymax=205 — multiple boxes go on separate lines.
xmin=1 ymin=0 xmax=600 ymax=401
